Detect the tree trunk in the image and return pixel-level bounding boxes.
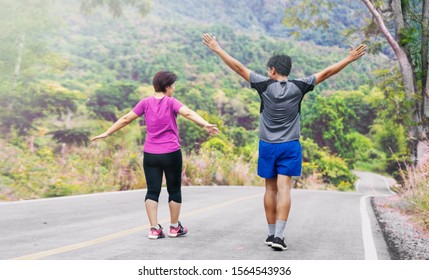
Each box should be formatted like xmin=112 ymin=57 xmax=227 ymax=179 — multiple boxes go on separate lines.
xmin=420 ymin=0 xmax=429 ymax=165
xmin=422 ymin=0 xmax=429 ymax=118
xmin=361 ymin=1 xmax=415 ymax=98
xmin=361 ymin=0 xmax=420 ymax=162
xmin=391 ymin=0 xmax=405 ymax=38
xmin=13 ymin=34 xmax=25 ymax=89
xmin=417 ymin=141 xmax=429 ymax=164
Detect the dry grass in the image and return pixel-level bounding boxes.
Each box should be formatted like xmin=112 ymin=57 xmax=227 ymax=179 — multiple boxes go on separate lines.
xmin=182 ymin=149 xmax=262 ymax=187
xmin=397 ymin=156 xmax=429 ymax=232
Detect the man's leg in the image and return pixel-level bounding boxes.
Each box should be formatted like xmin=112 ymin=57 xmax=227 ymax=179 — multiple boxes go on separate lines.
xmin=276 ymin=175 xmax=293 ymax=221
xmin=258 ymin=140 xmax=278 ymax=244
xmin=271 ymin=174 xmax=292 ymax=250
xmin=264 ymin=177 xmax=277 ymax=244
xmin=264 ymin=177 xmax=278 ymax=225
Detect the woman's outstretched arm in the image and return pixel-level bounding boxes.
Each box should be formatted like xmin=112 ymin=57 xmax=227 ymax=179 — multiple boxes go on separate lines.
xmin=91 ymin=111 xmax=139 ymax=141
xmin=178 ymin=106 xmax=220 ymax=136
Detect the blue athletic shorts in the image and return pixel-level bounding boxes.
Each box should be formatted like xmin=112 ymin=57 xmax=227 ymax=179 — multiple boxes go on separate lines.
xmin=257 ymin=139 xmax=302 ymax=178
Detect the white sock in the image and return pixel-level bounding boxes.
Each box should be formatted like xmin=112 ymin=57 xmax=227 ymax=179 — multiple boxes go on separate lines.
xmin=268 ymin=224 xmax=276 ymax=236
xmin=274 ymin=220 xmax=287 ymax=239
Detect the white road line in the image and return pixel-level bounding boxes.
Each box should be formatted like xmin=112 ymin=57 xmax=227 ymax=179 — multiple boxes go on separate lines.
xmin=374 ymin=173 xmax=396 ymax=195
xmin=355 ymin=179 xmax=361 ymax=192
xmin=360 ymin=195 xmax=378 ymax=260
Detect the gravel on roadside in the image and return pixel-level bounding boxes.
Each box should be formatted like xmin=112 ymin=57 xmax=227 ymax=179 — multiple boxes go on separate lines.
xmin=372 ymin=195 xmax=429 ymax=260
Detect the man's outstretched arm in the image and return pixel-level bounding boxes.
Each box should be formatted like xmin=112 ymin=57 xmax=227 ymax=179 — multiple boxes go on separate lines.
xmin=203 ymin=34 xmax=251 ymax=82
xmin=315 ymin=44 xmax=367 ymax=85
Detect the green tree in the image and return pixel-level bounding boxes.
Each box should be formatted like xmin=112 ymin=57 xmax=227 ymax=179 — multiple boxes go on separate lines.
xmin=178 ymin=110 xmax=223 ymax=152
xmin=301 ymin=137 xmax=356 ymax=190
xmin=331 ymin=88 xmax=379 ymax=135
xmin=0 ymin=0 xmax=58 ymax=89
xmin=0 ymin=0 xmax=67 ymax=138
xmin=49 ymin=128 xmax=91 ymax=146
xmin=369 ymin=68 xmax=410 ymax=176
xmin=87 ymin=82 xmax=140 ymax=121
xmin=0 ymin=81 xmax=84 ymax=136
xmin=302 ymin=90 xmax=380 ymax=166
xmin=303 ymin=94 xmax=354 ymax=159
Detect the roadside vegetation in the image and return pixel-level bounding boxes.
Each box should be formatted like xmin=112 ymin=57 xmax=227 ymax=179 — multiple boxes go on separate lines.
xmin=397 ymin=157 xmax=429 ymax=232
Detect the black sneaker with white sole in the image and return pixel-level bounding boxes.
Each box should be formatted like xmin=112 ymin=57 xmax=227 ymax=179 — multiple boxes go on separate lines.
xmin=271 ymin=237 xmax=288 ymax=251
xmin=265 ymin=235 xmax=274 ymax=246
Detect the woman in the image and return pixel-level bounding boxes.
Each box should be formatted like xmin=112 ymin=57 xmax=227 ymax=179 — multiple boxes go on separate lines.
xmin=91 ymin=71 xmax=219 ymax=239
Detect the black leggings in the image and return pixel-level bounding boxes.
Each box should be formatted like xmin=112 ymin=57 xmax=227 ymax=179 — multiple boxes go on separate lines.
xmin=143 ymin=149 xmax=182 ymax=203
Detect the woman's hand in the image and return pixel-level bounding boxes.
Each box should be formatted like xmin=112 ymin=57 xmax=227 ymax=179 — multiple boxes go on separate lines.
xmin=91 ymin=132 xmax=109 ymax=142
xmin=204 ymin=124 xmax=220 ymax=137
xmin=90 ymin=111 xmax=138 ymax=142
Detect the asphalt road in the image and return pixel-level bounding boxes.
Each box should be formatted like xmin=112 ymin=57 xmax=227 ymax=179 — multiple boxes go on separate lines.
xmin=0 ymin=172 xmax=393 ymax=260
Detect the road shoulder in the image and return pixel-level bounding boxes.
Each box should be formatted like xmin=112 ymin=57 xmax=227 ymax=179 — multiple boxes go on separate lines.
xmin=372 ymin=196 xmax=429 ymax=260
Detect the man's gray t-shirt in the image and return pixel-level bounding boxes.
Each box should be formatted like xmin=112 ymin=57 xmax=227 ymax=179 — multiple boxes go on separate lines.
xmin=250 ymin=72 xmax=316 ymax=143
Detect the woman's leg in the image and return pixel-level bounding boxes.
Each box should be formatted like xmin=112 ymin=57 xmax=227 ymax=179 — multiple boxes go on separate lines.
xmin=143 ymin=152 xmax=163 ymax=227
xmin=163 ymin=150 xmax=183 ymax=224
xmin=145 ymin=200 xmax=159 ymax=227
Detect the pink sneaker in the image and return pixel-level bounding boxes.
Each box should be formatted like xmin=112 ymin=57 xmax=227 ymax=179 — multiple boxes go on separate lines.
xmin=169 ymin=221 xmax=188 ymax=237
xmin=148 ymin=224 xmax=165 ymax=239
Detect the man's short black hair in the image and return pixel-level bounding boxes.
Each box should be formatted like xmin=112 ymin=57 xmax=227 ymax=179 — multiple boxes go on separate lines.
xmin=267 ymin=54 xmax=292 ymax=76
xmin=152 ymin=71 xmax=177 ymax=92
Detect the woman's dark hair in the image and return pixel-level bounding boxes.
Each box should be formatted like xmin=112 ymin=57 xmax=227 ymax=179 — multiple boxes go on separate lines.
xmin=152 ymin=71 xmax=177 ymax=92
xmin=267 ymin=54 xmax=292 ymax=76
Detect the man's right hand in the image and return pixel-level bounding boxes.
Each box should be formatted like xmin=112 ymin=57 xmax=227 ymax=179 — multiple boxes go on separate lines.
xmin=203 ymin=34 xmax=222 ymax=53
xmin=202 ymin=33 xmax=251 ymax=82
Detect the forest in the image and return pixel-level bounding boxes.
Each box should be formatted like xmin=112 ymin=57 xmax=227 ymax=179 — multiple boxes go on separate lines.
xmin=0 ymin=0 xmax=427 ymax=229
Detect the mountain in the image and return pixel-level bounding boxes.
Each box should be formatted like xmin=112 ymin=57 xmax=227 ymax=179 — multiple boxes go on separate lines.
xmin=151 ymin=0 xmax=370 ymax=47
xmin=50 ymin=0 xmax=385 ymax=93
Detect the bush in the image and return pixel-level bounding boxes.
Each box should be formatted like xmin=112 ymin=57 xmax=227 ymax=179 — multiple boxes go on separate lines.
xmin=354 ymin=148 xmax=387 ymax=173
xmin=201 ymin=137 xmax=233 ymax=154
xmin=301 ymin=137 xmax=356 ymax=191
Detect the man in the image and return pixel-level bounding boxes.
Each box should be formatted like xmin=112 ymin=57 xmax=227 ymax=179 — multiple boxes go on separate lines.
xmin=202 ymin=33 xmax=366 ymax=251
